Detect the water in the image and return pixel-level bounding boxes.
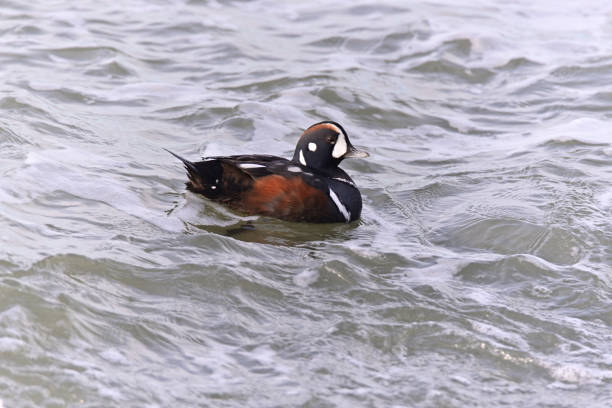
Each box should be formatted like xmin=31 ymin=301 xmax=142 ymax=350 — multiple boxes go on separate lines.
xmin=1 ymin=0 xmax=611 ymax=406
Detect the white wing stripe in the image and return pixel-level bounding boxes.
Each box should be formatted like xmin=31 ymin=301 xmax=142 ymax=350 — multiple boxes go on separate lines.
xmin=239 ymin=163 xmax=266 ymax=169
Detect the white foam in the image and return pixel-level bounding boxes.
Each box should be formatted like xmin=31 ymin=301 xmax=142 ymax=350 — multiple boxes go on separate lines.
xmin=597 ymin=187 xmax=612 ymax=209
xmin=471 ymin=321 xmax=530 ymax=349
xmin=0 ymin=337 xmax=25 ymax=352
xmin=100 ymin=348 xmax=128 ymax=365
xmin=293 ymin=269 xmax=319 ymax=287
xmin=544 ymin=117 xmax=611 ymax=144
xmin=544 ymin=362 xmax=612 ymax=386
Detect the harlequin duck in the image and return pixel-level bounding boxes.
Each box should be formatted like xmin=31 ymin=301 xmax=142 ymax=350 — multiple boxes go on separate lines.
xmin=166 ymin=121 xmax=368 ymax=223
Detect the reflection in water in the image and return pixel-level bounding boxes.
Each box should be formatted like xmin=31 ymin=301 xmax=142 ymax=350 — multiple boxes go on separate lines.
xmin=194 ymin=218 xmax=360 ymax=246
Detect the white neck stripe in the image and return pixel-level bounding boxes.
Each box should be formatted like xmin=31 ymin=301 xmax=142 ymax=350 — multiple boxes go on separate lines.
xmin=329 ymin=187 xmax=350 ymax=222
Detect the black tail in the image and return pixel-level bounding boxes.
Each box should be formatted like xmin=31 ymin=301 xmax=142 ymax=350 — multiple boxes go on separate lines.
xmin=163 ymin=148 xmax=198 ymax=174
xmin=164 ymin=149 xmax=223 ymax=198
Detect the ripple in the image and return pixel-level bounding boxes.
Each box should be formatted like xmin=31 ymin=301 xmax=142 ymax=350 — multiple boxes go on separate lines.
xmin=2 ymin=0 xmax=612 ymax=406
xmin=409 ymin=59 xmax=495 ymax=83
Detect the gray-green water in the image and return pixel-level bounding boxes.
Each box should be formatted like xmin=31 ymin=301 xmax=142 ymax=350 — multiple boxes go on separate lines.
xmin=1 ymin=0 xmax=612 ymax=406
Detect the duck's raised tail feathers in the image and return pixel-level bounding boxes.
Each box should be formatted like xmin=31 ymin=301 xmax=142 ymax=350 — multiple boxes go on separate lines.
xmin=164 ymin=149 xmax=224 ymax=198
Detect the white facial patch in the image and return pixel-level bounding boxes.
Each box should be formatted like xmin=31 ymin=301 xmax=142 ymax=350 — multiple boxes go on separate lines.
xmin=329 ymin=187 xmax=350 ymax=222
xmin=299 ymin=149 xmax=307 ymax=166
xmin=239 ymin=163 xmax=265 ymax=169
xmin=331 ymin=132 xmax=347 ymax=158
xmin=287 ymin=166 xmax=302 ymax=173
xmin=308 ymin=142 xmax=317 ymax=152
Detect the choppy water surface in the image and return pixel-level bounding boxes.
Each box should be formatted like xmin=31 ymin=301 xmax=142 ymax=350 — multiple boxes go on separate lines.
xmin=1 ymin=0 xmax=612 ymax=406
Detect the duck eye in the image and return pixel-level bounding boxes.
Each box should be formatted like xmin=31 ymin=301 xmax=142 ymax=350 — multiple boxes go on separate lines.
xmin=327 ymin=136 xmax=336 ymax=144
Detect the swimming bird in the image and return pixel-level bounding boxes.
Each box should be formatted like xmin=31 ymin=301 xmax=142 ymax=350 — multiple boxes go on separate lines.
xmin=166 ymin=121 xmax=368 ymax=223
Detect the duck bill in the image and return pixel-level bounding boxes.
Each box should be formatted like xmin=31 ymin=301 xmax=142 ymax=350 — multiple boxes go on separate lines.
xmin=343 ymin=145 xmax=369 ymax=159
